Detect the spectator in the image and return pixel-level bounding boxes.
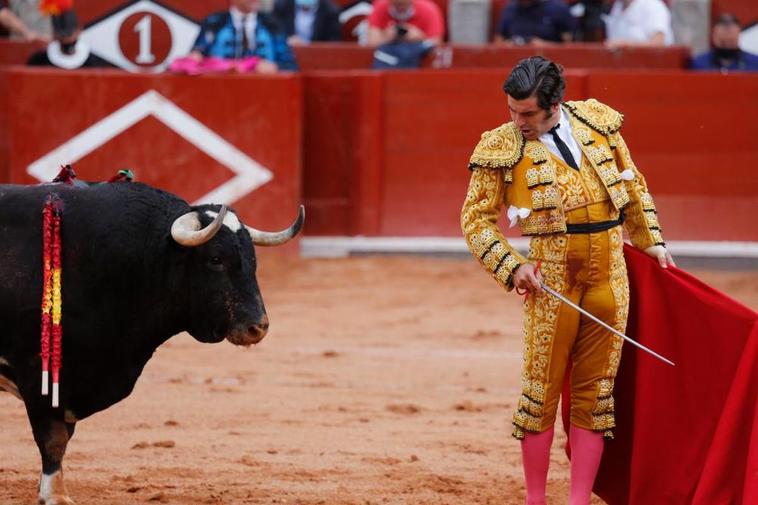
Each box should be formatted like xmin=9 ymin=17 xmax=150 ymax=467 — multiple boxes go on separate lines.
xmin=572 ymin=0 xmax=605 ymax=42
xmin=190 ymin=0 xmax=297 ymax=73
xmin=604 ymin=0 xmax=673 ymax=48
xmin=0 ymin=0 xmax=48 ymax=41
xmin=11 ymin=0 xmax=51 ymax=39
xmin=273 ymin=0 xmax=342 ymax=45
xmin=27 ymin=8 xmax=111 ymax=68
xmin=366 ymin=0 xmax=444 ymax=47
xmin=494 ymin=0 xmax=576 ymax=45
xmin=691 ymin=13 xmax=758 ymax=72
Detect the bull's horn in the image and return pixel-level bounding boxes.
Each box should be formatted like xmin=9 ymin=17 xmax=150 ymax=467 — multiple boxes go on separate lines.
xmin=245 ymin=205 xmax=305 ymax=246
xmin=171 ymin=206 xmax=228 ymax=247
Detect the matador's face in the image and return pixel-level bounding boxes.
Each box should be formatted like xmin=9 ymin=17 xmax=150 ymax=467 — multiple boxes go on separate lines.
xmin=507 ymin=95 xmax=559 ymax=140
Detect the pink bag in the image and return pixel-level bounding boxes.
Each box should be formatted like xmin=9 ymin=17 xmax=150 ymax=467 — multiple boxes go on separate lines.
xmin=168 ymin=56 xmax=260 ymax=75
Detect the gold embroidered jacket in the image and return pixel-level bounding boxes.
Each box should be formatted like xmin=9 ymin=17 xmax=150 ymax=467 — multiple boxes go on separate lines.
xmin=461 ymin=99 xmax=664 ymax=290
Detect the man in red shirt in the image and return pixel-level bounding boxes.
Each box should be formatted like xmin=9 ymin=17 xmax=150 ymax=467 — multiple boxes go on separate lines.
xmin=366 ymin=0 xmax=444 ymax=46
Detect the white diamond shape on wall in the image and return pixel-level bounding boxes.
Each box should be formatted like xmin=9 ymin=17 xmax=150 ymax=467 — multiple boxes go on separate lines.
xmin=81 ymin=0 xmax=199 ymax=73
xmin=27 ymin=90 xmax=273 ymax=205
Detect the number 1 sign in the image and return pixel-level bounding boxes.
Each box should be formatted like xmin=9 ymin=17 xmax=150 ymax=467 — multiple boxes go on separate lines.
xmin=80 ymin=0 xmax=200 ymax=73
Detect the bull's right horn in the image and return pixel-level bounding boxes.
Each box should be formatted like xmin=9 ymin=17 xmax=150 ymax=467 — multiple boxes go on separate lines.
xmin=245 ymin=205 xmax=305 ymax=246
xmin=171 ymin=206 xmax=228 ymax=247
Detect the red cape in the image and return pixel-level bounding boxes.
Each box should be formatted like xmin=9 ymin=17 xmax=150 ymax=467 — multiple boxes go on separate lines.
xmin=562 ymin=244 xmax=758 ymax=504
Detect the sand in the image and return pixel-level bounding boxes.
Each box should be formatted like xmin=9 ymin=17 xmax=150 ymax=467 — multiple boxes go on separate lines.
xmin=2 ymin=256 xmax=756 ymax=504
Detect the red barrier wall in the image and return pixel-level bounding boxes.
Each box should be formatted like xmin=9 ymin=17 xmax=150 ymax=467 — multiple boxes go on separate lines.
xmin=304 ymin=70 xmax=758 ymax=241
xmin=586 ymin=71 xmax=758 ymax=240
xmin=293 ymin=43 xmax=689 ymax=71
xmin=0 ymin=40 xmax=44 ymax=66
xmin=2 ymin=67 xmax=755 ymax=244
xmin=450 ymin=44 xmax=690 ymax=69
xmin=2 ymin=68 xmax=302 ymax=240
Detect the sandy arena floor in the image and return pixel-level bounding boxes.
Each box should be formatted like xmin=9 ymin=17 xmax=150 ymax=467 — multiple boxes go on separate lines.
xmin=1 ymin=255 xmax=756 ymax=505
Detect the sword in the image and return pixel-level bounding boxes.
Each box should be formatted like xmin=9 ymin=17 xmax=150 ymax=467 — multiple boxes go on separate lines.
xmin=539 ymin=282 xmax=675 ymax=367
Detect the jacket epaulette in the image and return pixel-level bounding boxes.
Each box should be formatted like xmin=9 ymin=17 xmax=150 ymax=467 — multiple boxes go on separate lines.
xmin=468 ymin=123 xmax=525 ymax=170
xmin=564 ymin=99 xmax=624 ymax=136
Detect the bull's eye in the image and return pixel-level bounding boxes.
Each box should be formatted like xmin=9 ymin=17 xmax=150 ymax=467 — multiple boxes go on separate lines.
xmin=207 ymin=256 xmax=225 ymax=272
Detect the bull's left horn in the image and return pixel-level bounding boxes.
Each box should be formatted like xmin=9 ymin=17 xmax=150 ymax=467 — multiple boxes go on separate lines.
xmin=171 ymin=206 xmax=228 ymax=247
xmin=246 ymin=205 xmax=305 ymax=246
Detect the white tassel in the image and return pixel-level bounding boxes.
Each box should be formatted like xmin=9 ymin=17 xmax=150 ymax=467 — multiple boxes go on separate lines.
xmin=52 ymin=382 xmax=59 ymax=408
xmin=507 ymin=205 xmax=531 ymax=228
xmin=41 ymin=371 xmax=49 ymax=396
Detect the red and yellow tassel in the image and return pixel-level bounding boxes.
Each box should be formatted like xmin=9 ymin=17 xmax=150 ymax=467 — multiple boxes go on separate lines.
xmin=40 ymin=194 xmax=63 ymax=408
xmin=39 ymin=0 xmax=74 ymax=16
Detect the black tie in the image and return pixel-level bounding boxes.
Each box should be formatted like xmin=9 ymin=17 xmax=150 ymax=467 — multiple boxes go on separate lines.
xmin=240 ymin=16 xmax=249 ymax=54
xmin=548 ymin=124 xmax=579 ymax=170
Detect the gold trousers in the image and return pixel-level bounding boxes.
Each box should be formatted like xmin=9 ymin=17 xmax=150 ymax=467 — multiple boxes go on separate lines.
xmin=513 ymin=203 xmax=629 ymax=440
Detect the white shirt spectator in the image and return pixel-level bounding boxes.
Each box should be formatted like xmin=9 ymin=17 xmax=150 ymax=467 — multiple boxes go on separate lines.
xmin=294 ymin=4 xmax=317 ymax=42
xmin=605 ymin=0 xmax=673 ymax=46
xmin=230 ymin=5 xmax=257 ymax=51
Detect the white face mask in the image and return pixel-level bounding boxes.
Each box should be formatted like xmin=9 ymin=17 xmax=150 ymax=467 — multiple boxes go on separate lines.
xmin=389 ymin=4 xmax=415 ymax=22
xmin=295 ymin=0 xmax=317 ymax=8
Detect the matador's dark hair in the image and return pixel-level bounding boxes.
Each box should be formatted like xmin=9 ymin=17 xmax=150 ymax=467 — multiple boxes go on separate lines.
xmin=502 ymin=56 xmax=565 ymax=113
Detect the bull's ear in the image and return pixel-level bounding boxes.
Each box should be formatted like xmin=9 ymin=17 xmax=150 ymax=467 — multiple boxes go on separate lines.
xmin=245 ymin=205 xmax=304 ymax=247
xmin=171 ymin=206 xmax=228 ymax=247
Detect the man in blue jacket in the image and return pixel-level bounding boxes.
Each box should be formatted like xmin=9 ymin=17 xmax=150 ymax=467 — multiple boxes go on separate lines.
xmin=691 ymin=13 xmax=758 ymax=72
xmin=191 ymin=0 xmax=298 ymax=73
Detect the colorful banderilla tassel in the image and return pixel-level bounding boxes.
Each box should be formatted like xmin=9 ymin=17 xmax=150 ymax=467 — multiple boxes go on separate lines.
xmin=40 ymin=194 xmax=63 ymax=407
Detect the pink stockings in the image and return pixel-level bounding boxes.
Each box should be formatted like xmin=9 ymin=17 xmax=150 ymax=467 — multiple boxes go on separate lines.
xmin=520 ymin=425 xmax=604 ymax=505
xmin=521 ymin=426 xmax=554 ymax=505
xmin=569 ymin=425 xmax=604 ymax=505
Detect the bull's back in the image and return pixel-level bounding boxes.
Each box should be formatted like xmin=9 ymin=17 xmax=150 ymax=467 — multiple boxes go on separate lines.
xmin=0 ymin=182 xmax=185 ymax=337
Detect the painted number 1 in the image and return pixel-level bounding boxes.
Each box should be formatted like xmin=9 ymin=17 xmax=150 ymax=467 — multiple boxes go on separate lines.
xmin=134 ymin=15 xmax=155 ymax=64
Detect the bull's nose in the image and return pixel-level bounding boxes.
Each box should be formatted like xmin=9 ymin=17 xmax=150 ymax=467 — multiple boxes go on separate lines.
xmin=247 ymin=315 xmax=269 ymax=343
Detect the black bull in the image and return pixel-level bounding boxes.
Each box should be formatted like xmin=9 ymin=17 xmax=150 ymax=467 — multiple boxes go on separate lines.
xmin=0 ymin=182 xmax=303 ymax=505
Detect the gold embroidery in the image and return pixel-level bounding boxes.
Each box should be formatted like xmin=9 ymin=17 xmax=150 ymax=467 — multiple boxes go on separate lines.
xmin=597 ymin=164 xmax=622 ymax=187
xmin=556 ymin=160 xmax=587 ymax=210
xmin=529 ymin=234 xmax=568 ymax=264
xmin=469 ymin=123 xmax=525 ymax=169
xmin=588 ymin=227 xmax=629 ymax=436
xmin=645 ymin=212 xmax=661 ymax=230
xmin=525 ymin=143 xmax=550 ymax=164
xmin=587 ymin=145 xmax=613 ymax=165
xmin=640 ymin=192 xmax=656 ymax=211
xmin=513 ymin=260 xmax=565 ymax=437
xmin=519 ymin=209 xmax=565 ymax=235
xmin=543 ymin=187 xmax=560 ymax=209
xmin=565 ymin=99 xmax=624 ymax=135
xmin=574 ymin=126 xmax=595 ymax=146
xmin=608 ymin=185 xmax=631 ymax=210
xmin=461 ymin=167 xmax=527 ymax=289
xmin=531 ymin=189 xmax=544 ymax=210
xmin=526 ymin=168 xmax=539 ymax=188
xmin=538 ymin=165 xmax=554 ymax=185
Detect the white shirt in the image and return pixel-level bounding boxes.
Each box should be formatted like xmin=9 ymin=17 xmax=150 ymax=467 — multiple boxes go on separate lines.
xmin=538 ymin=107 xmax=583 ymax=168
xmin=295 ymin=6 xmax=318 ymax=42
xmin=230 ymin=6 xmax=257 ymax=54
xmin=605 ymin=0 xmax=673 ymax=45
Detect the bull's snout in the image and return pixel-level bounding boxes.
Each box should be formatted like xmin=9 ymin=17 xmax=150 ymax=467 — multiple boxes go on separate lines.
xmin=226 ymin=314 xmax=269 ymax=346
xmin=248 ymin=315 xmax=269 ymax=343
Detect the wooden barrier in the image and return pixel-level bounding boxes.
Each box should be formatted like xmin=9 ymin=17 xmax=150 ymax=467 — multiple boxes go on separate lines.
xmin=0 ymin=39 xmax=690 ymax=72
xmin=1 ymin=68 xmax=302 ymax=239
xmin=0 ymin=40 xmax=45 ymax=66
xmin=450 ymin=44 xmax=690 ymax=69
xmin=293 ymin=43 xmax=690 ymax=71
xmin=1 ymin=66 xmax=755 ymax=243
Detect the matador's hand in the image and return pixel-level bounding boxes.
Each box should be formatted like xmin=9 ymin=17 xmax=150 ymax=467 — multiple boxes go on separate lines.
xmin=644 ymin=245 xmax=676 ymax=269
xmin=513 ymin=263 xmax=542 ymax=293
